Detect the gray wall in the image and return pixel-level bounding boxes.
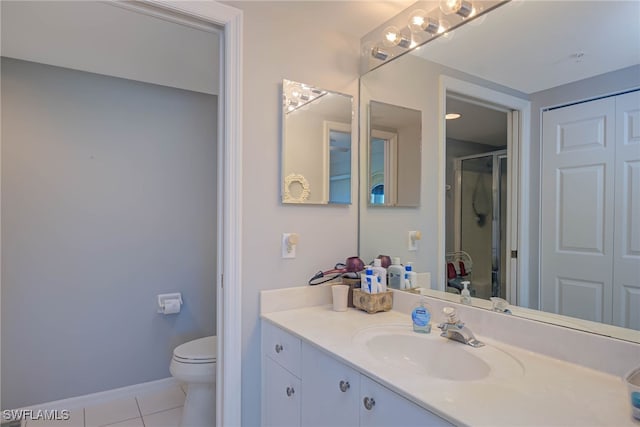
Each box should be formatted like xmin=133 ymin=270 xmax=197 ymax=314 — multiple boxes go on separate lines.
xmin=1 ymin=58 xmax=217 ymax=409
xmin=526 ymin=64 xmax=640 ymax=309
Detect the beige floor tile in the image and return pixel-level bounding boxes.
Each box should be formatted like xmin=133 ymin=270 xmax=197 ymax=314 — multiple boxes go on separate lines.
xmin=84 ymin=397 xmax=139 ymax=427
xmin=142 ymin=407 xmax=182 ymax=427
xmin=136 ymin=386 xmax=185 ymax=416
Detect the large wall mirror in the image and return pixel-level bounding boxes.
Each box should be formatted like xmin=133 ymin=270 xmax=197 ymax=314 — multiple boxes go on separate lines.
xmin=359 ymin=0 xmax=640 ymax=342
xmin=368 ymin=101 xmax=421 ymax=207
xmin=282 ymin=79 xmax=353 ymax=204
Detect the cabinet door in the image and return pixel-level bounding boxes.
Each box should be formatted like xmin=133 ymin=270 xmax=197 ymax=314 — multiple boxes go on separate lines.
xmin=263 ymin=356 xmax=301 ymax=427
xmin=359 ymin=375 xmax=452 ymax=427
xmin=301 ymin=342 xmax=359 ymax=427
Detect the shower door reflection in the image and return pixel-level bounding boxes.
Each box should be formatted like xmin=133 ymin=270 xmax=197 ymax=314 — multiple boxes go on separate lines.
xmin=454 ymin=150 xmax=507 ymax=299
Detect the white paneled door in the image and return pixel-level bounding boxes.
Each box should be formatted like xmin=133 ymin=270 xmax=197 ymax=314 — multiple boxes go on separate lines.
xmin=541 ymin=90 xmax=640 ymax=329
xmin=613 ymin=91 xmax=640 ymax=330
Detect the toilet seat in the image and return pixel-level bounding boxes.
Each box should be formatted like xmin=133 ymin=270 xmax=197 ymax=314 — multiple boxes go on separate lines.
xmin=172 ymin=336 xmax=217 ymax=364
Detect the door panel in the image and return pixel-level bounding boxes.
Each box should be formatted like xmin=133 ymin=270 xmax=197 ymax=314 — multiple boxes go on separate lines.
xmin=613 ymin=91 xmax=640 ymax=329
xmin=541 ymin=97 xmax=615 ymax=323
xmin=556 ymin=165 xmax=605 ymax=253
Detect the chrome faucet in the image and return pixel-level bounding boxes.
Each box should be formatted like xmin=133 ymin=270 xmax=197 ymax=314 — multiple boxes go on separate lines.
xmin=437 ymin=307 xmax=485 ymax=348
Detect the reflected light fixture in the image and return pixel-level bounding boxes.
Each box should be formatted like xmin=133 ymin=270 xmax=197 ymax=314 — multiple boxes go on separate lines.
xmin=284 ymin=80 xmax=327 ymax=114
xmin=440 ymin=0 xmax=474 ymax=18
xmin=371 ymin=46 xmax=390 ymax=61
xmin=408 ymin=10 xmax=448 ymax=35
xmin=445 ymin=113 xmax=461 ymax=120
xmin=382 ymin=26 xmax=411 ymax=48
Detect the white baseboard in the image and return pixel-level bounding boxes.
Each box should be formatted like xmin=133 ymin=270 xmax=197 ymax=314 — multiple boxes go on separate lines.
xmin=16 ymin=377 xmax=182 ymax=411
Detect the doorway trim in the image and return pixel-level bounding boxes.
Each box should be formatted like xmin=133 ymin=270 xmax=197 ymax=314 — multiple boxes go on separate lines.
xmin=438 ymin=76 xmax=530 ymax=306
xmin=145 ymin=2 xmax=243 ymax=425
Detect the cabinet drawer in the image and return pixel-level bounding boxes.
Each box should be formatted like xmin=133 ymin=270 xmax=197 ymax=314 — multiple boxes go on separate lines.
xmin=263 ymin=321 xmax=301 ymax=376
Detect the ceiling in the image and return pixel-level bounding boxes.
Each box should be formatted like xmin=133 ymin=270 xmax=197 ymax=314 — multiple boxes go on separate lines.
xmin=1 ymin=1 xmax=220 ymax=95
xmin=446 ymin=97 xmax=507 ymax=146
xmin=414 ymin=0 xmax=640 ymax=94
xmin=409 ymin=0 xmax=640 ymax=146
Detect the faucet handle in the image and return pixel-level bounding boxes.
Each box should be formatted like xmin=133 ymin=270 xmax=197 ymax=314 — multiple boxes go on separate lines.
xmin=490 ymin=297 xmax=511 ymax=314
xmin=442 ymin=306 xmax=459 ymax=323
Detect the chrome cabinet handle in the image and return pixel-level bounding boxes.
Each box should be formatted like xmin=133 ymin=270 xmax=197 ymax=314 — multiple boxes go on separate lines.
xmin=286 ymin=386 xmax=295 ymax=397
xmin=275 ymin=344 xmax=284 ymax=353
xmin=363 ymin=396 xmax=375 ymax=410
xmin=339 ymin=380 xmax=350 ymax=392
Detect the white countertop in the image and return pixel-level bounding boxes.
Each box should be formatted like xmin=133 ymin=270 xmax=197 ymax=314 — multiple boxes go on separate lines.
xmin=262 ymin=304 xmax=636 ymax=427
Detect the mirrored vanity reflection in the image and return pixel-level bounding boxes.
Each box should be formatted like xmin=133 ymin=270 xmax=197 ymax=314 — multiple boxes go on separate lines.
xmin=358 ymin=0 xmax=640 ymax=342
xmin=282 ymin=79 xmax=353 ymax=204
xmin=368 ymin=101 xmax=421 ymax=207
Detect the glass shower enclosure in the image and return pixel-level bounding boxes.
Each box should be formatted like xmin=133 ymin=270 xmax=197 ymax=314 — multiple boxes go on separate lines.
xmin=453 ymin=150 xmax=507 ymax=299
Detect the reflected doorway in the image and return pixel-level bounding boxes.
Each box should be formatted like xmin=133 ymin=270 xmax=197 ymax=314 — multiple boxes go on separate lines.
xmin=444 ymin=95 xmax=510 ymax=300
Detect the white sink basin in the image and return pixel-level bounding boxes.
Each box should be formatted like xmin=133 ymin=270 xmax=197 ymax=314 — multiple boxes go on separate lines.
xmin=353 ymin=324 xmax=524 ymax=382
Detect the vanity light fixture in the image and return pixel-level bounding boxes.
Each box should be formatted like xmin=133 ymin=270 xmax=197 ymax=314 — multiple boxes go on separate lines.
xmin=440 ymin=0 xmax=474 ymax=18
xmin=382 ymin=26 xmax=412 ymax=49
xmin=445 ymin=113 xmax=461 ymax=120
xmin=284 ymin=80 xmax=327 ymax=114
xmin=371 ymin=46 xmax=390 ymax=61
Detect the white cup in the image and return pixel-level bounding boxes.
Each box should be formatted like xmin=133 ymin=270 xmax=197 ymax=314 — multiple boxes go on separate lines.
xmin=331 ymin=285 xmax=349 ymax=312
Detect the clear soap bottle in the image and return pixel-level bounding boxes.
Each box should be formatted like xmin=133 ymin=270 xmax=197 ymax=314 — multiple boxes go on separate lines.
xmin=460 ymin=281 xmax=472 ymax=305
xmin=411 ymin=297 xmax=432 ymax=333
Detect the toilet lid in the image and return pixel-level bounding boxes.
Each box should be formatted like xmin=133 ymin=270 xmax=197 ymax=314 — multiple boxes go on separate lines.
xmin=173 ymin=336 xmax=217 ymax=362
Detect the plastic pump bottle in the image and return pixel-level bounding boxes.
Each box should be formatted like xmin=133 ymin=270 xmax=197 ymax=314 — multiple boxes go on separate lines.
xmin=371 ymin=258 xmax=387 ymax=291
xmin=364 ymin=266 xmax=377 ymax=294
xmin=404 ymin=262 xmax=417 ymax=289
xmin=388 ymin=257 xmax=404 ymax=289
xmin=411 ymin=297 xmax=432 ymax=333
xmin=460 ymin=281 xmax=472 ymax=305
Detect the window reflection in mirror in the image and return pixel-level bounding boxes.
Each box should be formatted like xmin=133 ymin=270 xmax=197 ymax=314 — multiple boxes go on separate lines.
xmin=368 ymin=101 xmax=421 ymax=207
xmin=282 ymin=79 xmax=353 ymax=205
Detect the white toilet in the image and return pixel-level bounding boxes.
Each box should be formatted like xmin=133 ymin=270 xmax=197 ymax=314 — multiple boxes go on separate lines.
xmin=170 ymin=336 xmax=217 ymax=427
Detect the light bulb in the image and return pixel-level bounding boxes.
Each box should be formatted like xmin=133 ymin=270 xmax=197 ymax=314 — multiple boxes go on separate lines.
xmin=440 ymin=0 xmax=460 ymax=14
xmin=383 ymin=26 xmax=400 ymax=47
xmin=423 ymin=17 xmax=441 ymax=34
xmin=408 ymin=10 xmax=427 ymax=33
xmin=382 ymin=25 xmax=411 ymax=48
xmin=440 ymin=0 xmax=473 ymax=18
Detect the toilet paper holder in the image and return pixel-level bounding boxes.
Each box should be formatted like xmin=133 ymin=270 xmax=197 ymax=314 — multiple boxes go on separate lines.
xmin=157 ymin=293 xmax=183 ymax=314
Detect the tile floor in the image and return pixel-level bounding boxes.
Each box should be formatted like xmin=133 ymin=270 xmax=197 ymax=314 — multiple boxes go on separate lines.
xmin=23 ymin=384 xmax=187 ymax=427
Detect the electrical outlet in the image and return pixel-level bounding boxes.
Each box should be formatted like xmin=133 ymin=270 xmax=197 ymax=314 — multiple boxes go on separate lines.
xmin=282 ymin=233 xmax=299 ymax=258
xmin=408 ymin=230 xmax=422 ymax=251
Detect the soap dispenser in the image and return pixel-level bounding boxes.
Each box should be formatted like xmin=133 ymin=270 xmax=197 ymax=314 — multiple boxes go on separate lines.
xmin=460 ymin=281 xmax=472 ymax=305
xmin=411 ymin=297 xmax=432 ymax=333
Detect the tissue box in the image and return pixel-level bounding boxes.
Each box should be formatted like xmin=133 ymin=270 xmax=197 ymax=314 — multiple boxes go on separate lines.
xmin=352 ymin=289 xmax=393 ymax=314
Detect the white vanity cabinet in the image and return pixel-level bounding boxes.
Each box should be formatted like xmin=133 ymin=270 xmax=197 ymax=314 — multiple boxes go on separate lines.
xmin=359 ymin=375 xmax=451 ymax=426
xmin=262 ymin=320 xmax=453 ymax=427
xmin=262 ymin=321 xmax=302 ymax=427
xmin=300 ymin=341 xmax=360 ymax=426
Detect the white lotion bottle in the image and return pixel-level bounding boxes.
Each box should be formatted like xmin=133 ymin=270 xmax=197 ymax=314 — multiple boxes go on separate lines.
xmin=365 ymin=266 xmax=377 ymax=294
xmin=371 ymin=258 xmax=387 ymax=291
xmin=388 ymin=257 xmax=404 ymax=289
